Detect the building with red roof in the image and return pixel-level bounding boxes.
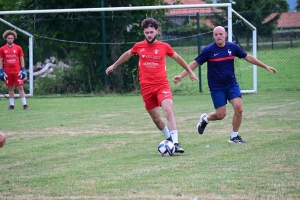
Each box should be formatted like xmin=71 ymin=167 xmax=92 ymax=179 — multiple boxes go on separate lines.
xmin=263 ymin=12 xmax=300 ymax=29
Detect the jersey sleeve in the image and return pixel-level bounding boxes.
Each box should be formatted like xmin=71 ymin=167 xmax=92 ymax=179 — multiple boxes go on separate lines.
xmin=165 ymin=43 xmax=175 ymax=57
xmin=234 ymin=44 xmax=247 ymax=59
xmin=194 ymin=46 xmax=210 ymax=65
xmin=0 ymin=48 xmax=3 ymax=59
xmin=130 ymin=43 xmax=139 ymax=54
xmin=18 ymin=46 xmax=25 ymax=57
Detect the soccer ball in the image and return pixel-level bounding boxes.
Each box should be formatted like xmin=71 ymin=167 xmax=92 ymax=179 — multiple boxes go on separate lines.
xmin=158 ymin=140 xmax=175 ymax=156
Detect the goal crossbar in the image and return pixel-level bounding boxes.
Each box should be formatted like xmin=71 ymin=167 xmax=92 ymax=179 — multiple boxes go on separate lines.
xmin=0 ymin=4 xmax=232 ymax=15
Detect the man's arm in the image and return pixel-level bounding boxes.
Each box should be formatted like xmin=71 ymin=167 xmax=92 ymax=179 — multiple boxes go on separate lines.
xmin=0 ymin=58 xmax=3 ymax=69
xmin=106 ymin=50 xmax=134 ymax=74
xmin=244 ymin=54 xmax=277 ymax=74
xmin=173 ymin=60 xmax=199 ymax=84
xmin=20 ymin=56 xmax=25 ymax=68
xmin=170 ymin=52 xmax=199 ymax=82
xmin=0 ymin=58 xmax=7 ymax=81
xmin=18 ymin=56 xmax=26 ymax=79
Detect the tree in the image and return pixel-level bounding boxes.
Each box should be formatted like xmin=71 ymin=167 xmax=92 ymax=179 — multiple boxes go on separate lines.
xmin=0 ymin=0 xmax=173 ymax=94
xmin=297 ymin=0 xmax=300 ymax=11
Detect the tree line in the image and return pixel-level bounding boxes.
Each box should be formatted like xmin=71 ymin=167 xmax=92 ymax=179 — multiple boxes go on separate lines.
xmin=0 ymin=0 xmax=288 ymax=95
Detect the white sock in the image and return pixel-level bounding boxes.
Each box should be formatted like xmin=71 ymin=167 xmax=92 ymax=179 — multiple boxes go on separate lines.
xmin=204 ymin=116 xmax=209 ymax=123
xmin=161 ymin=126 xmax=171 ymax=139
xmin=9 ymin=98 xmax=14 ymax=106
xmin=170 ymin=130 xmax=178 ymax=144
xmin=21 ymin=97 xmax=27 ymax=105
xmin=231 ymin=132 xmax=238 ymax=138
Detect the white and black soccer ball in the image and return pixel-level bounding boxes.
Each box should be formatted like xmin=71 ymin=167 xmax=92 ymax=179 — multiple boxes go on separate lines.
xmin=158 ymin=140 xmax=175 ymax=156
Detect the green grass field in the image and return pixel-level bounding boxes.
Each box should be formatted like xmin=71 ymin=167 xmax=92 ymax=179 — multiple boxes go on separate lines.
xmin=0 ymin=91 xmax=299 ymax=199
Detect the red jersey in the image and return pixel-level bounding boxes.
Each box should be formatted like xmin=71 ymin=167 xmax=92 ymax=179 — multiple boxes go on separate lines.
xmin=130 ymin=40 xmax=175 ymax=86
xmin=0 ymin=44 xmax=24 ymax=73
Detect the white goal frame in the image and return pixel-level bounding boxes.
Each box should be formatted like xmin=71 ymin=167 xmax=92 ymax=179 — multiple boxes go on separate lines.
xmin=0 ymin=3 xmax=257 ymax=96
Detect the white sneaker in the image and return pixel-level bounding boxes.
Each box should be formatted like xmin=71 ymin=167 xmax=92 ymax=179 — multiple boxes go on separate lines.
xmin=197 ymin=113 xmax=208 ymax=134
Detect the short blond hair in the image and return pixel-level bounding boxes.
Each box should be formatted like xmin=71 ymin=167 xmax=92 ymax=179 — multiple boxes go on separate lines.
xmin=3 ymin=30 xmax=17 ymax=40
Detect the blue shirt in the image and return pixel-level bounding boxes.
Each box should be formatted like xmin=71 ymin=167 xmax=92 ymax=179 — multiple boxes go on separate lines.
xmin=195 ymin=42 xmax=247 ymax=91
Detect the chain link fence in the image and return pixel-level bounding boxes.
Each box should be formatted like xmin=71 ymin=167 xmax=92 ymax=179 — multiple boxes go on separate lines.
xmin=0 ymin=10 xmax=299 ymax=95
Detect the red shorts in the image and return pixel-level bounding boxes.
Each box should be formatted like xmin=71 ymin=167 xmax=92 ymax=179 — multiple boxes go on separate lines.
xmin=5 ymin=72 xmax=24 ymax=87
xmin=141 ymin=84 xmax=173 ymax=110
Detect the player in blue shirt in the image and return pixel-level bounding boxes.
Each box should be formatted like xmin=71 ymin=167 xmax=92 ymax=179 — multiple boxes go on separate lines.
xmin=173 ymin=26 xmax=277 ymax=143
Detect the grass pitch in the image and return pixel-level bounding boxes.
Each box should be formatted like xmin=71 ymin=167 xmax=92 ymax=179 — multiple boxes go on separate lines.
xmin=0 ymin=91 xmax=299 ymax=199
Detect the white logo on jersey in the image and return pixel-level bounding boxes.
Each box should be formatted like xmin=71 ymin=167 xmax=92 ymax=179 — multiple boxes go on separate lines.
xmin=214 ymin=53 xmax=219 ymax=56
xmin=228 ymin=49 xmax=232 ymax=56
xmin=154 ymin=49 xmax=159 ymax=54
xmin=140 ymin=48 xmax=145 ymax=52
xmin=143 ymin=55 xmax=161 ymax=60
xmin=162 ymin=91 xmax=170 ymax=94
xmin=13 ymin=50 xmax=16 ymax=53
xmin=142 ymin=62 xmax=158 ymax=68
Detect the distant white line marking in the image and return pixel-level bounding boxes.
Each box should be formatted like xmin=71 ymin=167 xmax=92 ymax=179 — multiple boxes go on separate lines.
xmin=257 ymin=101 xmax=300 ymax=111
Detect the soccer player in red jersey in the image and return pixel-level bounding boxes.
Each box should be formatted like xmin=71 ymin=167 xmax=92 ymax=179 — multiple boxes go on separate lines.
xmin=174 ymin=26 xmax=277 ymax=143
xmin=0 ymin=30 xmax=30 ymax=110
xmin=106 ymin=18 xmax=198 ymax=153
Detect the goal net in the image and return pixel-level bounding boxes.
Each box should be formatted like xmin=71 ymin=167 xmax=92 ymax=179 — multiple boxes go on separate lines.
xmin=0 ymin=3 xmax=257 ymax=96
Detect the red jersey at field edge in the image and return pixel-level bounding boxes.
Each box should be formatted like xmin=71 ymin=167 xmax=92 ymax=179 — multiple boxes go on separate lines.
xmin=0 ymin=44 xmax=24 ymax=73
xmin=130 ymin=40 xmax=175 ymax=86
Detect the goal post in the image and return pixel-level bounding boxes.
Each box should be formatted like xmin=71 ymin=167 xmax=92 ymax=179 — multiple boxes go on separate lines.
xmin=0 ymin=3 xmax=257 ymax=95
xmin=232 ymin=9 xmax=258 ymax=93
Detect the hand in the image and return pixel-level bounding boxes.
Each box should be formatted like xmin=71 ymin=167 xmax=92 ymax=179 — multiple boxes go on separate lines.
xmin=188 ymin=71 xmax=199 ymax=82
xmin=0 ymin=69 xmax=7 ymax=81
xmin=18 ymin=67 xmax=26 ymax=79
xmin=106 ymin=65 xmax=115 ymax=74
xmin=266 ymin=66 xmax=277 ymax=74
xmin=173 ymin=75 xmax=182 ymax=85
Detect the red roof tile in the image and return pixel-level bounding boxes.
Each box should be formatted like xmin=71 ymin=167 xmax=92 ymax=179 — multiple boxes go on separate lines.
xmin=277 ymin=12 xmax=300 ymax=28
xmin=164 ymin=0 xmax=222 ymax=15
xmin=263 ymin=12 xmax=300 ymax=28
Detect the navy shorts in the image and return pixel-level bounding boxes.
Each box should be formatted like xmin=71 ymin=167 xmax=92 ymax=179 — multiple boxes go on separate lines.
xmin=210 ymin=83 xmax=242 ymax=109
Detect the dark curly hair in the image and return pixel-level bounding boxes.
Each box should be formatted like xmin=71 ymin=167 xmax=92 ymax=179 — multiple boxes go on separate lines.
xmin=141 ymin=18 xmax=159 ymax=30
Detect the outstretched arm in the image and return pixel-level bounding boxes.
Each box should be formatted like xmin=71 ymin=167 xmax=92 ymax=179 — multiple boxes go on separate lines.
xmin=173 ymin=60 xmax=199 ymax=84
xmin=170 ymin=52 xmax=199 ymax=82
xmin=106 ymin=50 xmax=134 ymax=74
xmin=244 ymin=54 xmax=277 ymax=74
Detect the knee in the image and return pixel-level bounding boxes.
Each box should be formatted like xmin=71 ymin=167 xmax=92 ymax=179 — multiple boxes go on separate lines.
xmin=163 ymin=107 xmax=174 ymax=118
xmin=8 ymin=87 xmax=14 ymax=92
xmin=17 ymin=86 xmax=24 ymax=91
xmin=216 ymin=112 xmax=226 ymax=120
xmin=151 ymin=116 xmax=161 ymax=124
xmin=235 ymin=107 xmax=243 ymax=116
